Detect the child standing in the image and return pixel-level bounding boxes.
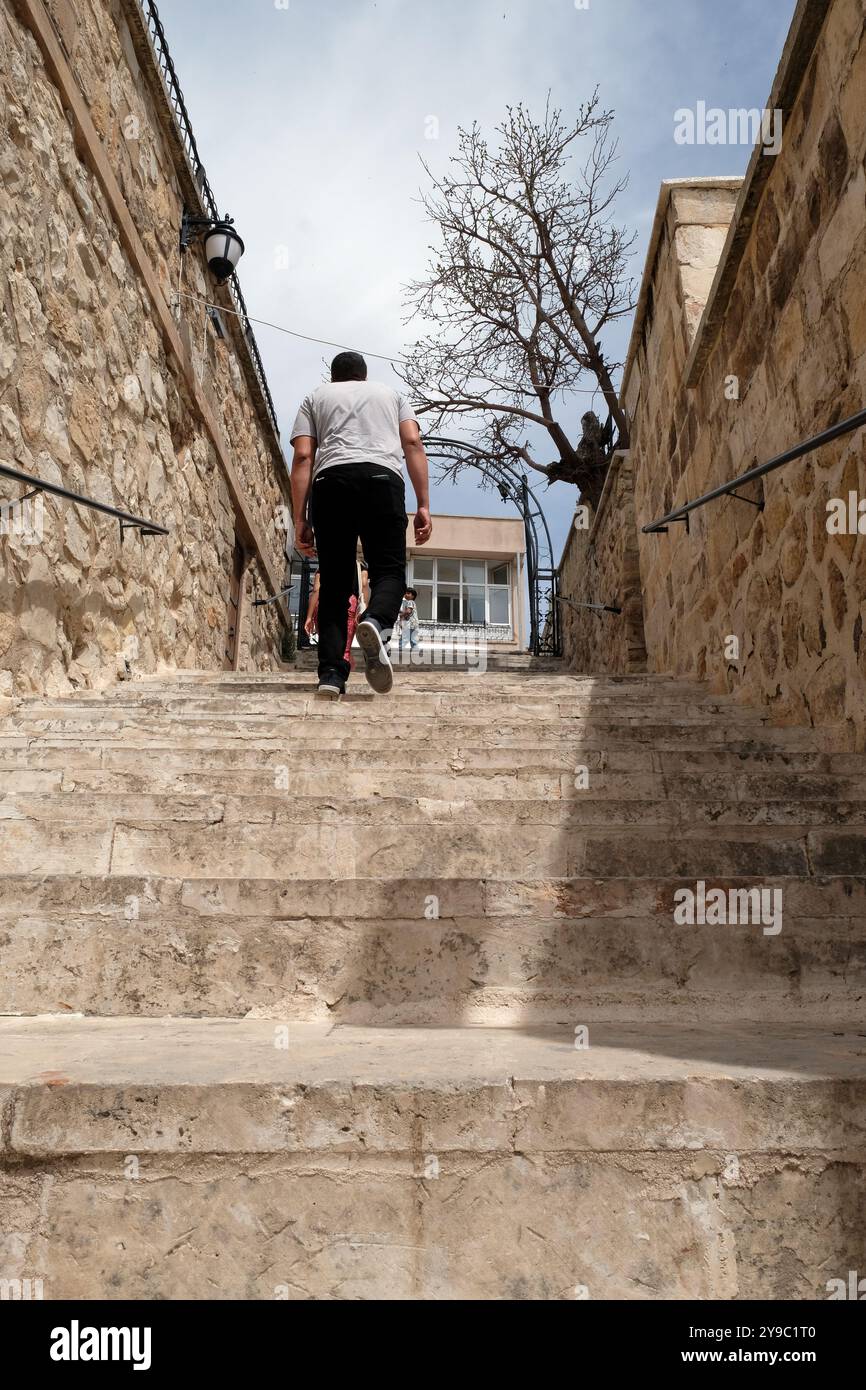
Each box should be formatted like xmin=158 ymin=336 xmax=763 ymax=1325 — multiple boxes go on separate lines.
xmin=393 ymin=587 xmax=420 ymax=651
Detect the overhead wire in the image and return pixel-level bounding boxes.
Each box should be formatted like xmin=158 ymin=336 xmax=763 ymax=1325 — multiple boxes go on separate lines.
xmin=175 ymin=288 xmax=621 ymax=396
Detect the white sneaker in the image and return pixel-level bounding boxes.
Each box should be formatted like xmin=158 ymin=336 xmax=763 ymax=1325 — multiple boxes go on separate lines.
xmin=355 ymin=618 xmax=394 ymax=694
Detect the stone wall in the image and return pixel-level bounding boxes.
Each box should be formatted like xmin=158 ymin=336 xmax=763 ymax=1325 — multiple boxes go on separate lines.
xmin=0 ymin=0 xmax=292 ymax=696
xmin=557 ymin=451 xmax=647 ymax=674
xmin=623 ymin=0 xmax=866 ymax=747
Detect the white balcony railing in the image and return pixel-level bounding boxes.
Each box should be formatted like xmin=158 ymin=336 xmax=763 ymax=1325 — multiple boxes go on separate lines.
xmin=414 ymin=621 xmax=514 ymax=644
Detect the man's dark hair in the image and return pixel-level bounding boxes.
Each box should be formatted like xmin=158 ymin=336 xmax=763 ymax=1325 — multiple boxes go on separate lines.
xmin=331 ymin=351 xmax=367 ymax=382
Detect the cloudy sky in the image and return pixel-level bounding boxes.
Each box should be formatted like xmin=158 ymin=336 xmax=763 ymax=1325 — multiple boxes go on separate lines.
xmin=158 ymin=0 xmax=797 ymax=561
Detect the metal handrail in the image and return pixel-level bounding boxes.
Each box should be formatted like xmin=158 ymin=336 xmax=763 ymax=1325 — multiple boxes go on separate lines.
xmin=642 ymin=406 xmax=866 ymax=533
xmin=0 ymin=462 xmax=168 ymax=536
xmin=137 ymin=0 xmax=281 ymax=438
xmin=252 ymin=583 xmax=296 ymax=608
xmin=557 ymin=595 xmax=622 ymax=615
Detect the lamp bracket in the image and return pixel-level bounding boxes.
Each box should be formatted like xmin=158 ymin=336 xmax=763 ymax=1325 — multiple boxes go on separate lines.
xmin=180 ymin=209 xmax=236 ymax=251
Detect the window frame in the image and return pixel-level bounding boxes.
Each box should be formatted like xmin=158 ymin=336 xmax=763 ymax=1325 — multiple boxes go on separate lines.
xmin=408 ymin=556 xmax=511 ymax=628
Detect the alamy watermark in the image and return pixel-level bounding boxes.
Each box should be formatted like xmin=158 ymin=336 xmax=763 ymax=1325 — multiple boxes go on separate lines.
xmin=389 ymin=634 xmax=489 ymax=674
xmin=674 ymin=880 xmax=783 ymax=936
xmin=0 ymin=1275 xmax=44 ymax=1300
xmin=674 ymin=103 xmax=783 ymax=155
xmin=826 ymin=1270 xmax=866 ymax=1300
xmin=826 ymin=493 xmax=866 ymax=534
xmin=0 ymin=493 xmax=44 ymax=544
xmin=50 ymin=1321 xmax=152 ymax=1370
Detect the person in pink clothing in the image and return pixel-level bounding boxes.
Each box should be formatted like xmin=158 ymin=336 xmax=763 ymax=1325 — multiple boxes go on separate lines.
xmin=305 ymin=561 xmax=370 ymax=670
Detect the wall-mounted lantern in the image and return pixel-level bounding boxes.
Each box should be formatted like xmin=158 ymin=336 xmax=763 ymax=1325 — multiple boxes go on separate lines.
xmin=180 ymin=210 xmax=245 ymax=281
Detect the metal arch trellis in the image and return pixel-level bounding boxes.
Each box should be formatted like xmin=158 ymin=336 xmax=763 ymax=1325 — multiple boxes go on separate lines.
xmin=421 ymin=437 xmax=561 ymax=657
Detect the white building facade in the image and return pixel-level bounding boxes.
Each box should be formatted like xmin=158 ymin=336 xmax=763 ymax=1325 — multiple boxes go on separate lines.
xmin=406 ymin=514 xmax=527 ymax=650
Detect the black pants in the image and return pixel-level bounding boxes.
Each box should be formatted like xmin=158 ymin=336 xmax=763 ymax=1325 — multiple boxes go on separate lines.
xmin=310 ymin=462 xmax=408 ymax=680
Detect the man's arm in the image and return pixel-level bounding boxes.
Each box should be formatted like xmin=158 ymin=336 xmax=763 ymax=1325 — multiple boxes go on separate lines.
xmin=399 ymin=419 xmax=432 ymax=544
xmin=290 ymin=435 xmax=317 ymax=556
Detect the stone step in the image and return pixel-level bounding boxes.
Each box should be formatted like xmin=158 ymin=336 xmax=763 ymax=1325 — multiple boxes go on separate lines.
xmin=2 ymin=898 xmax=863 ymax=1021
xmin=2 ymin=673 xmax=811 ymax=709
xmin=112 ymin=682 xmax=749 ymax=708
xmin=15 ymin=675 xmax=774 ymax=701
xmin=123 ymin=672 xmax=647 ymax=694
xmin=4 ymin=1017 xmax=863 ymax=1152
xmin=6 ymin=672 xmax=792 ymax=696
xmin=3 ymin=790 xmax=865 ymax=830
xmin=2 ymin=872 xmax=860 ymax=1019
xmin=2 ymin=871 xmax=860 ymax=919
xmin=9 ymin=697 xmax=779 ymax=728
xmin=276 ymin=650 xmax=566 ymax=670
xmin=2 ymin=1016 xmax=864 ymax=1297
xmin=3 ymin=765 xmax=865 ymax=802
xmin=0 ymin=721 xmax=831 ymax=754
xmin=0 ymin=811 xmax=858 ymax=877
xmin=0 ymin=739 xmax=857 ymax=776
xmin=5 ymin=701 xmax=786 ymax=731
xmin=125 ymin=681 xmax=742 ymax=708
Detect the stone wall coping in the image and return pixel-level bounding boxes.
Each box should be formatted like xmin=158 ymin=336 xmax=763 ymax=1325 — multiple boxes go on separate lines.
xmin=620 ymin=179 xmax=743 ymax=412
xmin=682 ymin=0 xmax=833 ymax=386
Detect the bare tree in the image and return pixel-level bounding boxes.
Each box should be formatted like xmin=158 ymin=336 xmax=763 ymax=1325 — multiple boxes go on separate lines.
xmin=401 ymin=92 xmax=635 ymax=509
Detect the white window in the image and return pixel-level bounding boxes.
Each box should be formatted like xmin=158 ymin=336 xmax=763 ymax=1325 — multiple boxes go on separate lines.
xmin=408 ymin=556 xmax=511 ymax=627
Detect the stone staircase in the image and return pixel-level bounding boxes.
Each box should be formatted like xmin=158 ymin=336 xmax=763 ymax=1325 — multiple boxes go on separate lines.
xmin=1 ymin=664 xmax=865 ymax=1299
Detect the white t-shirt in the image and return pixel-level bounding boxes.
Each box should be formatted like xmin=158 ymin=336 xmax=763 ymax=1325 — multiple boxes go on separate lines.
xmin=290 ymin=380 xmax=416 ymax=479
